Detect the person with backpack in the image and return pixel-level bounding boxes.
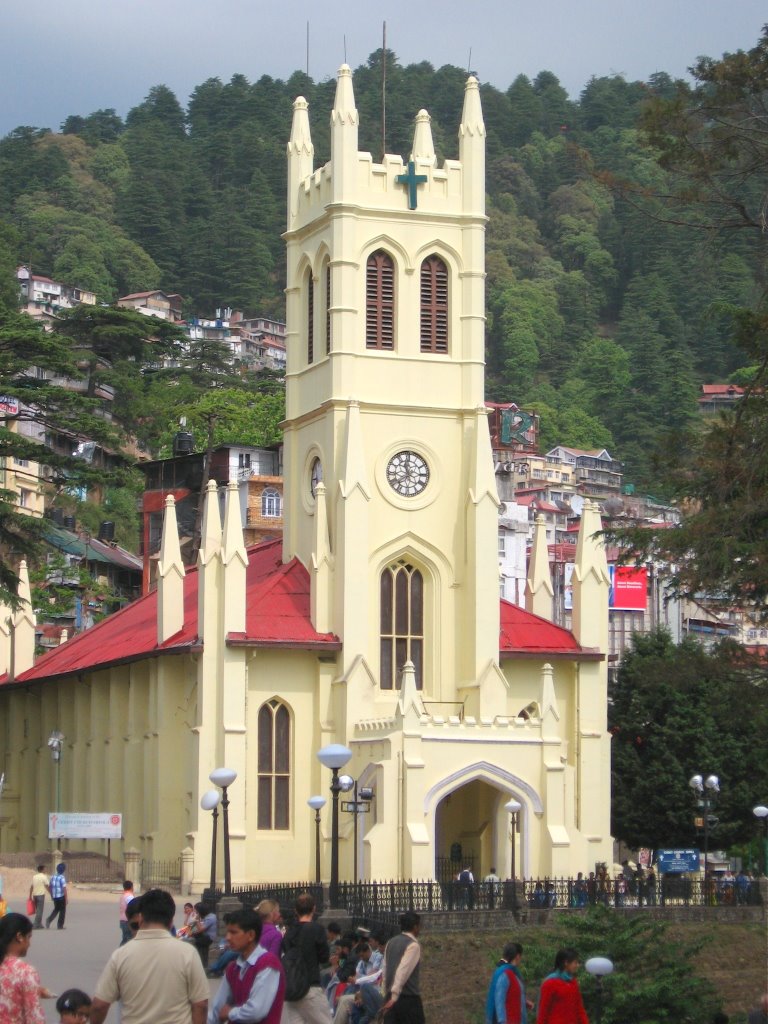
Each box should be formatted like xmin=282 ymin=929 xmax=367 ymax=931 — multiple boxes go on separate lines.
xmin=280 ymin=892 xmax=330 ymax=1024
xmin=457 ymin=866 xmax=475 ymax=909
xmin=207 ymin=908 xmax=285 ymax=1024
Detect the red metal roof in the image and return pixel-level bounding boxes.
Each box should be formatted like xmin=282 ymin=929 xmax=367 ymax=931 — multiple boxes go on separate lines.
xmin=2 ymin=541 xmax=597 ymax=686
xmin=500 ymin=600 xmax=600 ymax=660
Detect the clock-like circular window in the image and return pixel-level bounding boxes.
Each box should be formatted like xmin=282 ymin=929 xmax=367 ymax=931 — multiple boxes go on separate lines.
xmin=310 ymin=457 xmax=323 ymax=497
xmin=386 ymin=450 xmax=430 ymax=497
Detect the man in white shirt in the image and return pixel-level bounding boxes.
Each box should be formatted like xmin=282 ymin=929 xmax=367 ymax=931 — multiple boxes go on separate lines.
xmin=90 ymin=888 xmax=208 ymax=1024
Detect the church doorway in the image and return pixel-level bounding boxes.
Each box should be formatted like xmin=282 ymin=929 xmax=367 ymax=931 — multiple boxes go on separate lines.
xmin=434 ymin=779 xmax=518 ymax=881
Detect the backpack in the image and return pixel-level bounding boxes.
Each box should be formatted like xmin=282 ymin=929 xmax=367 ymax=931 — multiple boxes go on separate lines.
xmin=282 ymin=946 xmax=311 ymax=1002
xmin=459 ymin=869 xmax=472 ymax=885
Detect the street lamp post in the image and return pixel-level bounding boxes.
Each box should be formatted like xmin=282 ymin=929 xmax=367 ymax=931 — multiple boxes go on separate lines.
xmin=317 ymin=744 xmax=352 ymax=907
xmin=340 ymin=778 xmax=374 ymax=887
xmin=47 ymin=730 xmax=64 ymax=814
xmin=585 ymin=957 xmax=614 ymax=1024
xmin=689 ymin=773 xmax=719 ymax=900
xmin=307 ymin=795 xmax=326 ymax=884
xmin=209 ymin=767 xmax=237 ymax=895
xmin=200 ymin=789 xmax=221 ymax=894
xmin=753 ymin=805 xmax=768 ymax=876
xmin=504 ymin=798 xmax=522 ymax=912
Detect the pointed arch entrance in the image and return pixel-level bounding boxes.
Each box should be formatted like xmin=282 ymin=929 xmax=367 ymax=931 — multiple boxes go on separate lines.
xmin=426 ymin=761 xmax=541 ymax=880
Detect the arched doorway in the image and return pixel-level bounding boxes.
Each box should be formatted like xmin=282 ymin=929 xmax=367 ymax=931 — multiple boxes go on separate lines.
xmin=434 ymin=779 xmax=510 ymax=881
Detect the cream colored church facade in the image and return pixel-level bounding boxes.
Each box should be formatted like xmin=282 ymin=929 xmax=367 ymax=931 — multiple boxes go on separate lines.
xmin=0 ymin=69 xmax=613 ymax=887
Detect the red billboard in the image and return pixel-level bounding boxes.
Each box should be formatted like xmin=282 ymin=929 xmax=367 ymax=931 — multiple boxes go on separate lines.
xmin=610 ymin=565 xmax=647 ymax=611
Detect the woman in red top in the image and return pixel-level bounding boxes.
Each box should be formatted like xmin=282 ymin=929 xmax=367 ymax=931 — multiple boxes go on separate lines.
xmin=536 ymin=949 xmax=589 ymax=1024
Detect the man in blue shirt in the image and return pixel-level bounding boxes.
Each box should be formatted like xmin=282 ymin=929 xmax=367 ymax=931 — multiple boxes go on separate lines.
xmin=46 ymin=862 xmax=68 ymax=930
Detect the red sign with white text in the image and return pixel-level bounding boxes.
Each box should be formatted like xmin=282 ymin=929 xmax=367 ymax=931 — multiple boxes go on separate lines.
xmin=610 ymin=566 xmax=647 ymax=611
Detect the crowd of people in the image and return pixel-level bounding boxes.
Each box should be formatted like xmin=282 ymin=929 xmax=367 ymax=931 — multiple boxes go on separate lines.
xmin=1 ymin=877 xmax=766 ymax=1024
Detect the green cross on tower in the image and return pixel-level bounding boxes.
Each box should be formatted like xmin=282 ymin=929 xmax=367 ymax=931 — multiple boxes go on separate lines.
xmin=396 ymin=160 xmax=428 ymax=210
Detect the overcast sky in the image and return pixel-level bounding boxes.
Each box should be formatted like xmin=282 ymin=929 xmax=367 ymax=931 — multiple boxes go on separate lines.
xmin=2 ymin=0 xmax=766 ymax=138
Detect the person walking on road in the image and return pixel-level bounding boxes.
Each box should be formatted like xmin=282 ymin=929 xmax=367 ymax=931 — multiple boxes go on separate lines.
xmin=381 ymin=911 xmax=425 ymax=1024
xmin=119 ymin=880 xmax=135 ymax=945
xmin=536 ymin=949 xmax=589 ymax=1024
xmin=28 ymin=865 xmax=48 ymax=929
xmin=207 ymin=907 xmax=285 ymax=1024
xmin=89 ymin=887 xmax=208 ymax=1024
xmin=486 ymin=942 xmax=533 ymax=1024
xmin=46 ymin=863 xmax=68 ymax=930
xmin=0 ymin=912 xmax=54 ymax=1024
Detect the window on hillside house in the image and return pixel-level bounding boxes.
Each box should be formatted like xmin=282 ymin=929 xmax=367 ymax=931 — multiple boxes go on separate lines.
xmin=257 ymin=700 xmax=290 ymax=829
xmin=380 ymin=561 xmax=423 ymax=690
xmin=261 ymin=487 xmax=282 ymax=518
xmin=307 ymin=272 xmax=314 ymax=364
xmin=420 ymin=256 xmax=448 ymax=353
xmin=366 ymin=251 xmax=395 ymax=350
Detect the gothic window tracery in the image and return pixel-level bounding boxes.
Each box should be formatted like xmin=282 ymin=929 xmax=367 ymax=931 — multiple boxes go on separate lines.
xmin=257 ymin=699 xmax=290 ymax=829
xmin=380 ymin=561 xmax=423 ymax=689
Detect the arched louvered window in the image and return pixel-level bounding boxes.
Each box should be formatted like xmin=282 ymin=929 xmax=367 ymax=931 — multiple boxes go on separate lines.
xmin=325 ymin=260 xmax=332 ymax=355
xmin=307 ymin=271 xmax=314 ymax=364
xmin=380 ymin=561 xmax=423 ymax=690
xmin=366 ymin=250 xmax=395 ymax=350
xmin=257 ymin=700 xmax=290 ymax=830
xmin=420 ymin=255 xmax=448 ymax=353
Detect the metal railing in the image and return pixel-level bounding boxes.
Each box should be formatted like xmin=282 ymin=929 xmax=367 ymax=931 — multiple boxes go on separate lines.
xmin=523 ymin=875 xmax=762 ymax=908
xmin=203 ymin=882 xmax=324 ymax=914
xmin=141 ymin=858 xmax=182 ymax=890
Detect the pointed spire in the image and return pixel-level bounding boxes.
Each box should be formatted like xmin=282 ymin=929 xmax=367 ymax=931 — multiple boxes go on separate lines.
xmin=221 ymin=480 xmax=247 ymax=635
xmin=539 ymin=662 xmax=560 ymax=738
xmin=459 ymin=75 xmax=485 ymax=140
xmin=411 ymin=110 xmax=436 ymax=166
xmin=158 ymin=494 xmax=186 ymax=644
xmin=525 ymin=514 xmax=554 ymax=620
xmin=331 ymin=64 xmax=359 ymax=202
xmin=572 ymin=500 xmax=610 ymax=650
xmin=459 ymin=75 xmax=485 ymax=215
xmin=331 ymin=64 xmax=358 ymax=126
xmin=221 ymin=480 xmax=247 ymax=566
xmin=12 ymin=559 xmax=36 ymax=676
xmin=339 ymin=401 xmax=370 ymax=500
xmin=397 ymin=660 xmax=425 ymax=722
xmin=287 ymin=95 xmax=314 ymax=226
xmin=198 ymin=480 xmax=221 ymax=566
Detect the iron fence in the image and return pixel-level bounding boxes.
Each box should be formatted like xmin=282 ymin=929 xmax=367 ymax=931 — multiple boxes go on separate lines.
xmin=0 ymin=852 xmax=122 ymax=884
xmin=203 ymin=882 xmax=324 ymax=915
xmin=335 ymin=878 xmax=517 ymax=915
xmin=522 ymin=875 xmax=763 ymax=909
xmin=141 ymin=857 xmax=182 ymax=890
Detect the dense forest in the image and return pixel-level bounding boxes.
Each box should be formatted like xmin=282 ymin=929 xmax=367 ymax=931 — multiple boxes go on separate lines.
xmin=0 ymin=42 xmax=765 ymax=492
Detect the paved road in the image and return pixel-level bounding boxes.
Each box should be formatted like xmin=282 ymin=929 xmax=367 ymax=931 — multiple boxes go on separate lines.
xmin=3 ymin=892 xmax=220 ymax=1023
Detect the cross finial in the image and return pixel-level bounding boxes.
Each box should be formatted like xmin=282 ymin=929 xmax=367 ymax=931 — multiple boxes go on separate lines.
xmin=396 ymin=160 xmax=428 ymax=210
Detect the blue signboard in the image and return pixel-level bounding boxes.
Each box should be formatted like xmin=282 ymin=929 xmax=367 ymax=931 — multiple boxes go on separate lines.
xmin=656 ymin=849 xmax=700 ymax=873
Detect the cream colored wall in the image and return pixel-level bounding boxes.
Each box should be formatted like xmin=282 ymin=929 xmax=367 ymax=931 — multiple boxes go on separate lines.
xmin=0 ymin=654 xmax=197 ymax=862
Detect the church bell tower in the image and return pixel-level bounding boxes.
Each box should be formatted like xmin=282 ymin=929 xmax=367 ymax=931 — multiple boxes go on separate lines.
xmin=283 ymin=66 xmax=501 ymax=725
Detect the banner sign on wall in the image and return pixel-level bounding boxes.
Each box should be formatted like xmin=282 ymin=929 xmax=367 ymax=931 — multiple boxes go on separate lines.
xmin=48 ymin=812 xmax=123 ymax=839
xmin=609 ymin=565 xmax=648 ymax=611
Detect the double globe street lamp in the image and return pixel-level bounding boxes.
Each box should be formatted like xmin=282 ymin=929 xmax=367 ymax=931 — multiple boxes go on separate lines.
xmin=689 ymin=772 xmax=719 ymax=895
xmin=205 ymin=767 xmax=237 ymax=895
xmin=317 ymin=744 xmax=352 ymax=908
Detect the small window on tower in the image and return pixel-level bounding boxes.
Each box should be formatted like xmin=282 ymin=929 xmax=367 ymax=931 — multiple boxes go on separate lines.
xmin=307 ymin=270 xmax=314 ymax=364
xmin=420 ymin=255 xmax=448 ymax=353
xmin=366 ymin=250 xmax=395 ymax=350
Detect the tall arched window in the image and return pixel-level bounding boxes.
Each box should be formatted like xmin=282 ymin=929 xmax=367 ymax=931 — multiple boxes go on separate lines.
xmin=261 ymin=487 xmax=282 ymax=518
xmin=257 ymin=700 xmax=290 ymax=829
xmin=325 ymin=259 xmax=332 ymax=355
xmin=380 ymin=561 xmax=423 ymax=690
xmin=366 ymin=250 xmax=395 ymax=350
xmin=307 ymin=271 xmax=314 ymax=364
xmin=420 ymin=255 xmax=448 ymax=353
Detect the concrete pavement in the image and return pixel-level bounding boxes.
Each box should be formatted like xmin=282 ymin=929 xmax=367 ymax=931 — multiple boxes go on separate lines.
xmin=3 ymin=891 xmax=220 ymax=1023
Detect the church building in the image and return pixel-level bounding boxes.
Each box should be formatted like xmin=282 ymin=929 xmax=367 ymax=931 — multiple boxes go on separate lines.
xmin=0 ymin=68 xmax=613 ymax=886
